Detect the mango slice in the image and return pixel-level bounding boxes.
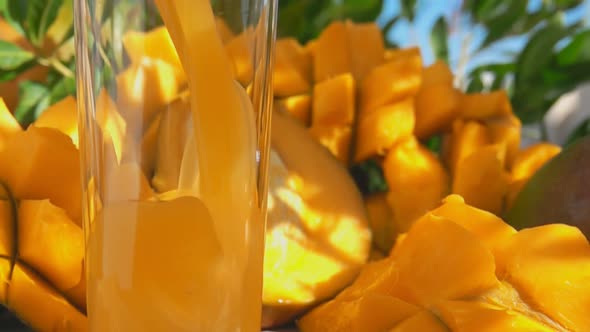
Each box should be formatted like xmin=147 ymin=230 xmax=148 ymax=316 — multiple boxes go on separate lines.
xmin=414 ymin=82 xmax=460 ymax=139
xmin=0 ymin=127 xmax=81 ymax=223
xmin=313 ymin=22 xmax=351 ymax=82
xmin=460 ymin=90 xmax=512 ymax=120
xmin=485 ymin=113 xmax=522 ymax=167
xmin=511 ymin=143 xmax=562 ymax=181
xmin=364 ymin=193 xmax=397 ymax=253
xmin=275 ymin=94 xmax=312 ymax=125
xmin=0 ymin=98 xmax=22 ymax=146
xmin=0 ymin=200 xmax=14 ymax=258
xmin=382 ymin=137 xmax=449 ymax=232
xmin=391 ymin=214 xmax=498 ymax=307
xmin=34 ymin=96 xmax=78 ymax=147
xmin=298 ymin=292 xmax=418 ymax=332
xmin=452 ymin=144 xmax=509 ymax=215
xmin=335 ymin=256 xmax=399 ymax=301
xmin=497 ymin=224 xmax=590 ymax=331
xmin=274 ymin=40 xmax=311 ymax=97
xmin=389 ymin=310 xmax=448 ymax=332
xmin=354 ymin=99 xmax=415 ymax=162
xmin=346 ymin=22 xmax=385 ymax=81
xmin=276 ymin=38 xmax=312 ymax=83
xmin=437 ymin=300 xmax=554 ymax=332
xmin=312 ymin=73 xmax=355 ymax=126
xmin=309 ymin=124 xmax=352 ymax=164
xmin=18 ymin=200 xmax=83 ymax=294
xmin=443 ymin=119 xmax=491 ymax=176
xmin=360 ymin=51 xmax=421 ymax=114
xmin=422 ymin=60 xmax=453 ymax=86
xmin=8 ymin=263 xmax=87 ymax=331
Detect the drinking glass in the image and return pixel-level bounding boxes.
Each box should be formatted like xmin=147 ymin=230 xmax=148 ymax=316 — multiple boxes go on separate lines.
xmin=74 ymin=0 xmax=277 ymax=330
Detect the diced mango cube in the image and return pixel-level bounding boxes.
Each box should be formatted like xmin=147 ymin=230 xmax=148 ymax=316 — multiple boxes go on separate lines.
xmin=347 ymin=21 xmax=385 ymax=81
xmin=354 ymin=99 xmax=415 ymax=162
xmin=422 ymin=60 xmax=453 ymax=86
xmin=459 ymin=90 xmax=512 ymax=120
xmin=485 ymin=113 xmax=522 ymax=167
xmin=34 ymin=96 xmax=78 ymax=147
xmin=273 ymin=47 xmax=311 ymax=97
xmin=414 ymin=83 xmax=460 ymax=139
xmin=443 ymin=119 xmax=491 ymax=175
xmin=313 ymin=22 xmax=351 ymax=82
xmin=312 ymin=73 xmax=355 ymax=126
xmin=309 ymin=124 xmax=352 ymax=163
xmin=275 ymin=94 xmax=312 ymax=125
xmin=276 ymin=38 xmax=312 ymax=83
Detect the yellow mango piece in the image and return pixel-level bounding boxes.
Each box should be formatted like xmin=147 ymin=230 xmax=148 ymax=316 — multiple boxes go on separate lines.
xmin=346 ymin=21 xmax=385 ymax=81
xmin=383 ymin=137 xmax=449 ymax=232
xmin=443 ymin=119 xmax=491 ymax=175
xmin=34 ymin=96 xmax=78 ymax=147
xmin=389 ymin=310 xmax=448 ymax=332
xmin=414 ymin=83 xmax=460 ymax=139
xmin=365 ymin=193 xmax=397 ymax=253
xmin=383 ymin=47 xmax=420 ymax=63
xmin=460 ymin=90 xmax=512 ymax=120
xmin=485 ymin=113 xmax=522 ymax=167
xmin=430 ymin=195 xmax=516 ymax=261
xmin=452 ymin=145 xmax=510 ymax=215
xmin=335 ymin=256 xmax=399 ymax=301
xmin=0 ymin=257 xmax=9 ymax=302
xmin=152 ymin=98 xmax=191 ymax=192
xmin=313 ymin=22 xmax=351 ymax=82
xmin=437 ymin=300 xmax=554 ymax=332
xmin=0 ymin=97 xmax=21 ymax=140
xmin=104 ymin=162 xmax=154 ymax=202
xmin=116 ymin=57 xmax=180 ymax=134
xmin=275 ymin=94 xmax=312 ymax=125
xmin=225 ymin=30 xmax=255 ymax=86
xmin=298 ymin=292 xmax=419 ymax=332
xmin=122 ymin=26 xmax=185 ymax=81
xmin=18 ymin=200 xmax=84 ymax=293
xmin=8 ymin=263 xmax=87 ymax=331
xmin=0 ymin=127 xmax=81 ymax=223
xmin=309 ymin=124 xmax=352 ymax=163
xmin=497 ymin=224 xmax=590 ymax=331
xmin=511 ymin=142 xmax=561 ymax=181
xmin=391 ymin=214 xmax=498 ymax=307
xmin=312 ymin=73 xmax=355 ymax=126
xmin=360 ymin=50 xmax=422 ymax=115
xmin=422 ymin=60 xmax=453 ymax=86
xmin=354 ymin=99 xmax=415 ymax=162
xmin=0 ymin=200 xmax=14 ymax=258
xmin=273 ymin=53 xmax=311 ymax=97
xmin=276 ymin=38 xmax=312 ymax=82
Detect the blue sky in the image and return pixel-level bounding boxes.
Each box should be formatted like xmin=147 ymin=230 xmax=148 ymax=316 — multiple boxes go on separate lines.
xmin=376 ymin=0 xmax=590 ymax=77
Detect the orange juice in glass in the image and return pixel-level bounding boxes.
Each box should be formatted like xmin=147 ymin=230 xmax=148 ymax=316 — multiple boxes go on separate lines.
xmin=74 ymin=0 xmax=277 ymax=330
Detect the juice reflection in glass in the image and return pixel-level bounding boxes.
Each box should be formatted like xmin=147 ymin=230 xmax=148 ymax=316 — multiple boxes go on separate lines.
xmin=74 ymin=0 xmax=277 ymax=330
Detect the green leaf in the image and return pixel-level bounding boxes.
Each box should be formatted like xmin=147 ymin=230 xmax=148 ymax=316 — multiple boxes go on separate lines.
xmin=430 ymin=16 xmax=449 ymax=63
xmin=0 ymin=0 xmax=27 ymax=35
xmin=400 ymin=0 xmax=416 ymax=21
xmin=14 ymin=81 xmax=50 ymax=127
xmin=424 ymin=135 xmax=443 ymax=155
xmin=557 ymin=29 xmax=590 ymax=66
xmin=50 ymin=76 xmax=76 ymax=103
xmin=25 ymin=0 xmax=64 ymax=48
xmin=467 ymin=75 xmax=485 ymax=93
xmin=465 ymin=0 xmax=505 ymax=24
xmin=0 ymin=40 xmax=35 ymax=71
xmin=350 ymin=160 xmax=388 ymax=195
xmin=566 ymin=118 xmax=590 ymax=146
xmin=480 ymin=1 xmax=527 ymax=48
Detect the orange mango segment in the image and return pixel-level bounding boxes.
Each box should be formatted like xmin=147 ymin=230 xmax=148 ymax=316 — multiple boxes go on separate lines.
xmin=309 ymin=124 xmax=352 ymax=164
xmin=116 ymin=57 xmax=180 ymax=134
xmin=382 ymin=137 xmax=449 ymax=232
xmin=312 ymin=73 xmax=355 ymax=126
xmin=298 ymin=292 xmax=419 ymax=332
xmin=511 ymin=142 xmax=561 ymax=181
xmin=389 ymin=310 xmax=448 ymax=332
xmin=0 ymin=200 xmax=14 ymax=258
xmin=273 ymin=51 xmax=311 ymax=97
xmin=122 ymin=26 xmax=185 ymax=82
xmin=34 ymin=96 xmax=78 ymax=147
xmin=0 ymin=257 xmax=10 ymax=303
xmin=422 ymin=60 xmax=453 ymax=86
xmin=383 ymin=47 xmax=420 ymax=63
xmin=346 ymin=21 xmax=385 ymax=81
xmin=360 ymin=51 xmax=421 ymax=115
xmin=104 ymin=162 xmax=154 ymax=202
xmin=18 ymin=200 xmax=84 ymax=292
xmin=443 ymin=119 xmax=491 ymax=175
xmin=354 ymin=99 xmax=415 ymax=162
xmin=275 ymin=94 xmax=312 ymax=125
xmin=437 ymin=300 xmax=554 ymax=332
xmin=335 ymin=256 xmax=399 ymax=301
xmin=8 ymin=263 xmax=87 ymax=331
xmin=0 ymin=127 xmax=81 ymax=223
xmin=276 ymin=38 xmax=312 ymax=82
xmin=0 ymin=97 xmax=22 ymax=147
xmin=313 ymin=22 xmax=351 ymax=82
xmin=430 ymin=195 xmax=516 ymax=261
xmin=459 ymin=90 xmax=512 ymax=120
xmin=414 ymin=83 xmax=460 ymax=139
xmin=365 ymin=193 xmax=397 ymax=253
xmin=391 ymin=214 xmax=498 ymax=307
xmin=452 ymin=145 xmax=509 ymax=215
xmin=485 ymin=113 xmax=522 ymax=167
xmin=497 ymin=224 xmax=590 ymax=331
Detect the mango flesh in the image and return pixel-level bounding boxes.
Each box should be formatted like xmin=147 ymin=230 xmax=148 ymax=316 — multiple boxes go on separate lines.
xmin=312 ymin=73 xmax=355 ymax=126
xmin=389 ymin=311 xmax=448 ymax=332
xmin=0 ymin=200 xmax=14 ymax=258
xmin=33 ymin=96 xmax=78 ymax=147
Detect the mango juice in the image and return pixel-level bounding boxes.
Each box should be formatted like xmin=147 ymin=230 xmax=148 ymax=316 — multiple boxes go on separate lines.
xmin=86 ymin=0 xmax=264 ymax=330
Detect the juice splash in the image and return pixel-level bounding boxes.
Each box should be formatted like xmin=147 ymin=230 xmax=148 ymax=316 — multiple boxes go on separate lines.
xmin=87 ymin=0 xmax=262 ymax=331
